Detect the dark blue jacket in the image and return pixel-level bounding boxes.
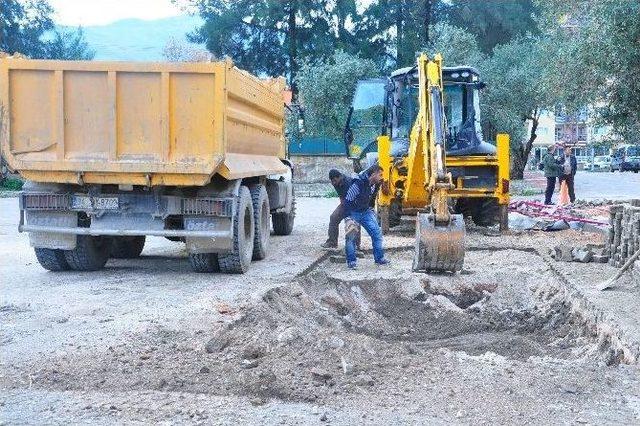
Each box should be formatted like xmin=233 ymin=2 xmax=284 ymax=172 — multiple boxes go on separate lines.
xmin=344 ymin=174 xmax=374 ymax=215
xmin=331 ymin=173 xmax=353 ymax=200
xmin=558 ymin=154 xmax=578 ymax=176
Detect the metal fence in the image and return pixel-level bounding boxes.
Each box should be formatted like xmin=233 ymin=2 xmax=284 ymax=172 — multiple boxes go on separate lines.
xmin=288 ymin=137 xmax=345 ymax=156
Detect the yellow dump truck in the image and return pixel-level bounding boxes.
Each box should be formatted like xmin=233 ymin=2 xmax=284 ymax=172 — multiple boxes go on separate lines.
xmin=0 ymin=58 xmax=295 ymax=273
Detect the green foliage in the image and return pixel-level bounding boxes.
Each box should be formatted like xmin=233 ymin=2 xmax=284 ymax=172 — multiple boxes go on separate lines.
xmin=426 ymin=22 xmax=483 ymax=66
xmin=1 ymin=0 xmax=93 ymax=60
xmin=447 ymin=0 xmax=540 ymax=53
xmin=44 ymin=28 xmax=95 ymax=60
xmin=0 ymin=0 xmax=54 ymax=57
xmin=1 ymin=178 xmax=23 ymax=191
xmin=189 ymin=0 xmax=372 ymax=87
xmin=538 ymin=0 xmax=640 ymax=140
xmin=296 ymin=51 xmax=379 ymax=139
xmin=324 ymin=188 xmax=339 ymax=198
xmin=477 ymin=37 xmax=554 ymax=178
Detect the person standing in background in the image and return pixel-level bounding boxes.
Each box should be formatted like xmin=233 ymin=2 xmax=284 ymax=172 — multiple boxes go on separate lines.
xmin=543 ymin=145 xmax=564 ymax=205
xmin=559 ymin=146 xmax=578 ymax=203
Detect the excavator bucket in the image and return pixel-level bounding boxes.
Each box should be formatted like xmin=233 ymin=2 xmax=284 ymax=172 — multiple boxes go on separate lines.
xmin=413 ymin=213 xmax=465 ymax=272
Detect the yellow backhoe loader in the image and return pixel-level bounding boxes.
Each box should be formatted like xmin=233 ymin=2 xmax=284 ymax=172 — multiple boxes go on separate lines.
xmin=343 ymin=54 xmax=510 ymax=272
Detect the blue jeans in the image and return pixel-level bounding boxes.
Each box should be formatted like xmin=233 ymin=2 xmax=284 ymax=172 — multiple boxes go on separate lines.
xmin=346 ymin=209 xmax=384 ymax=264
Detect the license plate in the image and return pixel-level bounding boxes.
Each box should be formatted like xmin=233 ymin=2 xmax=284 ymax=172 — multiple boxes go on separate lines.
xmin=72 ymin=196 xmax=119 ymax=210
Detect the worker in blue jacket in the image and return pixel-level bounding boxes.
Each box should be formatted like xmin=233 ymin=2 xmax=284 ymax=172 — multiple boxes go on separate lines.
xmin=344 ymin=165 xmax=390 ymax=269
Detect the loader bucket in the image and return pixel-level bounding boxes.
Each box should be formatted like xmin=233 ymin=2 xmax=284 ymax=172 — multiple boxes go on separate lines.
xmin=413 ymin=213 xmax=465 ymax=273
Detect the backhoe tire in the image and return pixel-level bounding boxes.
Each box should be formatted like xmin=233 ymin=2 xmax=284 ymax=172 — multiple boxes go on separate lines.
xmin=219 ymin=186 xmax=255 ymax=274
xmin=34 ymin=248 xmax=70 ymax=272
xmin=189 ymin=253 xmax=220 ymax=273
xmin=272 ymin=190 xmax=295 ymax=236
xmin=250 ymin=184 xmax=270 ymax=260
xmin=110 ymin=236 xmax=145 ymax=259
xmin=471 ymin=198 xmax=500 ymax=227
xmin=64 ymin=235 xmax=111 ymax=271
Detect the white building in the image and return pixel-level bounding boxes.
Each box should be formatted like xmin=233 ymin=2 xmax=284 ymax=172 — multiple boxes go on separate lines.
xmin=528 ymin=107 xmax=619 ymax=168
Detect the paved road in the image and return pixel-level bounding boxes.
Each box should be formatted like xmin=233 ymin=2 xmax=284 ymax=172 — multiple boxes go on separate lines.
xmin=522 ymin=170 xmax=639 ymax=201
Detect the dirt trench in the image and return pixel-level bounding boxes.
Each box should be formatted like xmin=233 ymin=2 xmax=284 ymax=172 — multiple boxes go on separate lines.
xmin=5 ymin=248 xmax=630 ymax=412
xmin=192 ymin=248 xmax=624 ymax=403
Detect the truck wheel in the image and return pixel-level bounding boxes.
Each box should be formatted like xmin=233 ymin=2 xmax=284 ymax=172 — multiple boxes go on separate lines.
xmin=219 ymin=186 xmax=255 ymax=274
xmin=189 ymin=253 xmax=220 ymax=273
xmin=111 ymin=236 xmax=145 ymax=259
xmin=272 ymin=191 xmax=296 ymax=236
xmin=64 ymin=235 xmax=111 ymax=271
xmin=250 ymin=184 xmax=270 ymax=260
xmin=34 ymin=248 xmax=70 ymax=272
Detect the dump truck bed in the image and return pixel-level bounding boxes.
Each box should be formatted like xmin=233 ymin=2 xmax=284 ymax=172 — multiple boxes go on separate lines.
xmin=0 ymin=59 xmax=287 ymax=186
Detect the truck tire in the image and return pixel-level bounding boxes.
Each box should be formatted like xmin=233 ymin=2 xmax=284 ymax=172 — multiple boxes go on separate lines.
xmin=64 ymin=235 xmax=111 ymax=271
xmin=250 ymin=184 xmax=270 ymax=260
xmin=189 ymin=253 xmax=220 ymax=273
xmin=219 ymin=186 xmax=255 ymax=274
xmin=272 ymin=191 xmax=296 ymax=236
xmin=34 ymin=248 xmax=70 ymax=272
xmin=111 ymin=236 xmax=145 ymax=259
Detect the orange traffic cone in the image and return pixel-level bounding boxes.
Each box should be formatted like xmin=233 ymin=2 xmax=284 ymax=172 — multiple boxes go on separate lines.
xmin=558 ymin=179 xmax=570 ymax=206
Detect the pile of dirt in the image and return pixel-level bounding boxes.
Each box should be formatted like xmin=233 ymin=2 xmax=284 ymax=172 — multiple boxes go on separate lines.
xmin=192 ymin=249 xmax=619 ymax=403
xmin=4 ymin=249 xmax=624 ymax=408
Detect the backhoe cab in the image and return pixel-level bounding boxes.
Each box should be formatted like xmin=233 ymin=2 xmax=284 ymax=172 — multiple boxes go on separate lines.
xmin=344 ymin=54 xmax=510 ymax=272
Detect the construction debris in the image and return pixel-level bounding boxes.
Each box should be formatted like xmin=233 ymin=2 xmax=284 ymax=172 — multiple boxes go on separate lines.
xmin=607 ymin=200 xmax=640 ymax=267
xmin=509 ymin=201 xmax=609 ymax=227
xmin=551 ymin=244 xmax=607 ymax=264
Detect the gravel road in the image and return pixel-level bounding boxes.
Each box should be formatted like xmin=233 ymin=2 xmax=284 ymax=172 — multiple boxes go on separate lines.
xmin=1 ymin=196 xmax=639 ymax=424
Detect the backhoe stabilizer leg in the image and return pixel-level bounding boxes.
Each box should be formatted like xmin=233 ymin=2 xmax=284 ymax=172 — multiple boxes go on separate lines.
xmin=413 ymin=213 xmax=465 ymax=273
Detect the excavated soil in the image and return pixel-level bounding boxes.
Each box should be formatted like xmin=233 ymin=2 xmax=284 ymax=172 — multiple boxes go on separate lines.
xmin=4 ymin=248 xmax=627 ymax=412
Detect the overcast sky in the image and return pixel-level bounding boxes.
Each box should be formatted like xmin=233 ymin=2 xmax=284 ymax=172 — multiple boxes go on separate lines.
xmin=48 ymin=0 xmax=186 ymax=26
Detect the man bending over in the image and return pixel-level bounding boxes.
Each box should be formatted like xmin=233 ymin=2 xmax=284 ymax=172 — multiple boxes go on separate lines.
xmin=344 ymin=165 xmax=390 ymax=269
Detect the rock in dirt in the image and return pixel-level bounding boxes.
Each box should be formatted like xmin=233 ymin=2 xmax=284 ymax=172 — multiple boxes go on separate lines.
xmin=355 ymin=373 xmax=375 ymax=387
xmin=572 ymin=248 xmax=593 ymax=263
xmin=242 ymin=343 xmax=267 ymax=359
xmin=553 ymin=246 xmax=574 ymax=262
xmin=241 ymin=359 xmax=260 ymax=369
xmin=427 ymin=295 xmax=464 ymax=313
xmin=311 ymin=367 xmax=332 ymax=382
xmin=326 ymin=336 xmax=344 ymax=349
xmin=205 ymin=335 xmax=229 ymax=353
xmin=400 ymin=276 xmax=426 ymax=300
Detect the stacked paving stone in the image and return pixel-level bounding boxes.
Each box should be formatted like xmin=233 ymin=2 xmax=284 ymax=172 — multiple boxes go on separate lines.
xmin=607 ymin=199 xmax=640 ymax=267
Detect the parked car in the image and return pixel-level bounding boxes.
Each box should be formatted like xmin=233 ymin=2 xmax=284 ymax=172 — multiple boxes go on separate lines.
xmin=610 ymin=145 xmax=640 ymax=172
xmin=585 ymin=155 xmax=611 ymax=171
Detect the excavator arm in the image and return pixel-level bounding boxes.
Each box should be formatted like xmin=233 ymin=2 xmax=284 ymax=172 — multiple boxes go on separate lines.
xmin=407 ymin=54 xmax=465 ymax=272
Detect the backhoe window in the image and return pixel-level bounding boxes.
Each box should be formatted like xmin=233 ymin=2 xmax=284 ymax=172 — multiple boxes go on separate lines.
xmin=396 ymin=85 xmax=419 ymax=139
xmin=443 ymin=85 xmax=464 ymax=133
xmin=347 ymin=80 xmax=386 ymax=157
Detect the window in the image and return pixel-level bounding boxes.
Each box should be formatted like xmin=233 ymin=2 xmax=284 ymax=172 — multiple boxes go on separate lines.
xmin=555 ymin=126 xmax=563 ymax=141
xmin=577 ymin=125 xmax=587 ymax=141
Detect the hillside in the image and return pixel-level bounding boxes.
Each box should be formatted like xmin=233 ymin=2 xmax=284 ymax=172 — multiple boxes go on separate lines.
xmin=60 ymin=15 xmax=203 ymax=61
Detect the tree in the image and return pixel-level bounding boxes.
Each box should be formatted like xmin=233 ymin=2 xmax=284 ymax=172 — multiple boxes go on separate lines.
xmin=44 ymin=28 xmax=95 ymax=60
xmin=427 ymin=22 xmax=483 ymax=66
xmin=0 ymin=0 xmax=54 ymax=57
xmin=359 ymin=0 xmax=447 ymax=68
xmin=478 ymin=37 xmax=553 ymax=179
xmin=188 ymin=0 xmax=335 ymax=97
xmin=296 ymin=51 xmax=378 ymax=139
xmin=538 ymin=0 xmax=640 ymax=141
xmin=1 ymin=0 xmax=94 ymax=60
xmin=446 ymin=0 xmax=540 ymax=53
